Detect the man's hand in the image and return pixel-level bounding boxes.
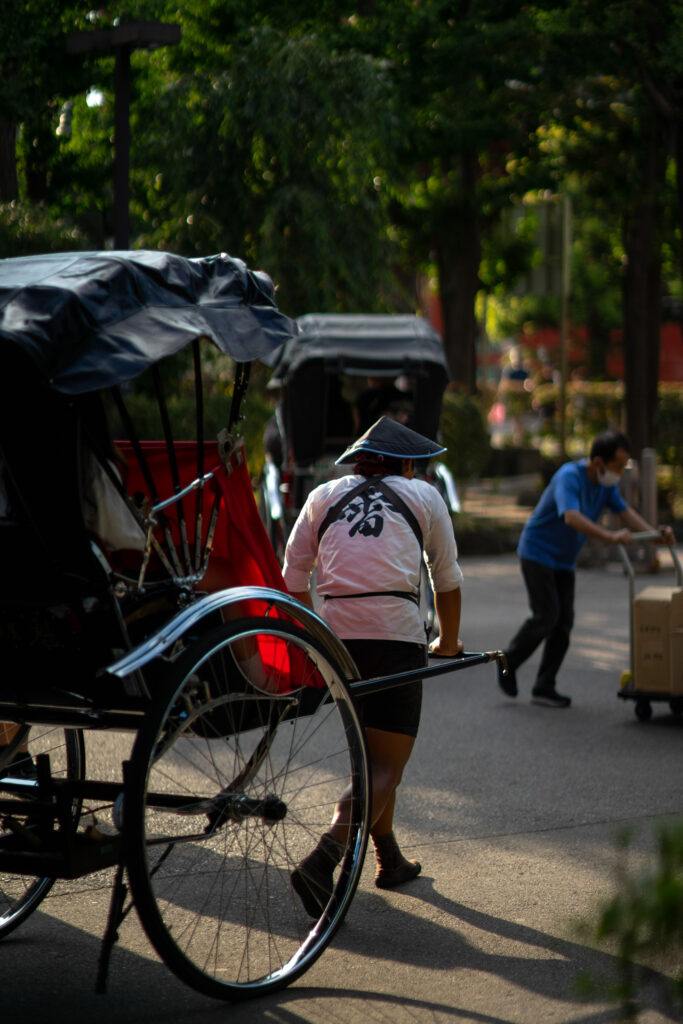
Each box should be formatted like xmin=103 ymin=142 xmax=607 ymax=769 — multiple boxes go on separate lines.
xmin=611 ymin=527 xmax=632 ymax=545
xmin=429 ymin=635 xmax=464 ymax=657
xmin=656 ymin=525 xmax=675 ymax=546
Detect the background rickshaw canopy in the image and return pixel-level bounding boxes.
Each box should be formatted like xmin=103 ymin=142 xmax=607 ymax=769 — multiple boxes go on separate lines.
xmin=266 ymin=313 xmax=450 ymax=467
xmin=267 ymin=312 xmax=449 ymax=384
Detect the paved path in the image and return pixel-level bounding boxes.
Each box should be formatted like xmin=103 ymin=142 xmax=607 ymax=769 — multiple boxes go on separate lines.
xmin=2 ymin=552 xmax=682 ymax=1023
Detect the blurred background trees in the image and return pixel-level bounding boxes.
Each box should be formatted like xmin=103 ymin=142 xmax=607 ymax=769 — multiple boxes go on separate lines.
xmin=2 ymin=0 xmax=683 ymax=459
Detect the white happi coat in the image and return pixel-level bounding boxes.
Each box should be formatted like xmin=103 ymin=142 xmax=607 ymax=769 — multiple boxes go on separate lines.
xmin=283 ymin=473 xmax=463 ymax=644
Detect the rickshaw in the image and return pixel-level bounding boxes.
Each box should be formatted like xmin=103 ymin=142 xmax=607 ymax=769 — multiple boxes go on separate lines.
xmin=259 ymin=313 xmax=460 ymax=561
xmin=0 ymin=252 xmax=500 ymax=1002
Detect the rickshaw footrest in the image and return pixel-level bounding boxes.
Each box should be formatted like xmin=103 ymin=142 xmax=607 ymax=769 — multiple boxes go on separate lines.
xmin=0 ymin=829 xmax=122 ymax=878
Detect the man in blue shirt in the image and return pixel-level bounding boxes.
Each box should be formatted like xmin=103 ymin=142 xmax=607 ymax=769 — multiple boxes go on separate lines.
xmin=498 ymin=431 xmax=674 ymax=707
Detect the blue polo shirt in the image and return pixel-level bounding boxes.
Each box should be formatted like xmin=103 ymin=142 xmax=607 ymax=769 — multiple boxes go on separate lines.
xmin=518 ymin=459 xmax=627 ymax=571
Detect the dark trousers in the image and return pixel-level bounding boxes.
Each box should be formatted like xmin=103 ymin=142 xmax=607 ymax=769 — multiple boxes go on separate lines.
xmin=506 ymin=558 xmax=575 ymax=691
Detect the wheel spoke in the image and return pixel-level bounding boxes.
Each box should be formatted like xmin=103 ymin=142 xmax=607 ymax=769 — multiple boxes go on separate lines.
xmin=127 ymin=617 xmax=369 ymax=999
xmin=0 ymin=726 xmax=84 ymax=939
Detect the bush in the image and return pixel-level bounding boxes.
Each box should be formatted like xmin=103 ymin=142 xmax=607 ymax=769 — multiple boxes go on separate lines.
xmin=584 ymin=821 xmax=683 ymax=1016
xmin=439 ymin=391 xmax=492 ymax=481
xmin=654 ymin=388 xmax=683 ymax=522
xmin=532 ymin=380 xmax=625 ymax=443
xmin=654 ymin=388 xmax=683 ymax=468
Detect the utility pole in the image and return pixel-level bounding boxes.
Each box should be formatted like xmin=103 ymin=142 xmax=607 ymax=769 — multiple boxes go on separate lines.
xmin=66 ymin=21 xmax=181 ymax=250
xmin=558 ymin=194 xmax=572 ymax=457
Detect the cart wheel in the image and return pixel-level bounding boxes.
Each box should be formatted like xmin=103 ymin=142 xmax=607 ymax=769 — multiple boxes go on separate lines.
xmin=635 ymin=699 xmax=652 ymax=722
xmin=127 ymin=617 xmax=369 ymax=1001
xmin=669 ymin=698 xmax=683 ymax=716
xmin=0 ymin=727 xmax=85 ymax=939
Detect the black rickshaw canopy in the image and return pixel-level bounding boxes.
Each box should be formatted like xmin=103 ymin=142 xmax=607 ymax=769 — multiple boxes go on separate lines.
xmin=268 ymin=312 xmax=449 ymax=384
xmin=0 ymin=249 xmax=295 ymax=598
xmin=0 ymin=250 xmax=295 ymax=394
xmin=267 ymin=313 xmax=450 ymax=466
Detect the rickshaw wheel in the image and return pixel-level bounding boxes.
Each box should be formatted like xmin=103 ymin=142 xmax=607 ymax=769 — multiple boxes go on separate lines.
xmin=126 ymin=617 xmax=369 ymax=1001
xmin=0 ymin=727 xmax=85 ymax=939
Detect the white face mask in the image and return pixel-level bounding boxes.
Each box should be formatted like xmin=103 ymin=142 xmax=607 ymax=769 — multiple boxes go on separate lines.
xmin=597 ymin=468 xmax=621 ymax=487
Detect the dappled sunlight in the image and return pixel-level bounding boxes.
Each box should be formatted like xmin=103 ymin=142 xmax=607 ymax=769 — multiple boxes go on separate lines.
xmin=573 ymin=616 xmax=629 ymax=671
xmin=572 ymin=636 xmax=629 ymax=672
xmin=461 ymin=559 xmax=522 ymax=580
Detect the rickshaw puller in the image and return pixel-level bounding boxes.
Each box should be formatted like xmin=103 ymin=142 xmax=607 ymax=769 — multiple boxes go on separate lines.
xmin=283 ymin=417 xmax=464 ymax=917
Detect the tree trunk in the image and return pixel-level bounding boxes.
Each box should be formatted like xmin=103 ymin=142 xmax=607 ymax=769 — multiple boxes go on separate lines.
xmin=674 ymin=117 xmax=683 ymax=283
xmin=433 ymin=153 xmax=481 ymax=393
xmin=622 ymin=121 xmax=664 ymax=458
xmin=586 ymin=305 xmax=610 ymax=379
xmin=0 ymin=117 xmax=18 ymax=201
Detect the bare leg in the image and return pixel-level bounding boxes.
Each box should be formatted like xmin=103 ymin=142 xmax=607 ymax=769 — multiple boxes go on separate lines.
xmin=291 ymin=727 xmax=419 ymax=916
xmin=328 ymin=726 xmax=415 ymax=843
xmin=372 ymin=788 xmax=396 ymax=839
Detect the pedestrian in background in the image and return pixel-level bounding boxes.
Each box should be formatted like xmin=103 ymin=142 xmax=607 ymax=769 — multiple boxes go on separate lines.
xmin=498 ymin=430 xmax=674 ymax=707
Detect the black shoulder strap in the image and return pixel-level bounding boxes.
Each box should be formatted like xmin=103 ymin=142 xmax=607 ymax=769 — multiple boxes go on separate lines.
xmin=373 ymin=479 xmax=423 ymax=551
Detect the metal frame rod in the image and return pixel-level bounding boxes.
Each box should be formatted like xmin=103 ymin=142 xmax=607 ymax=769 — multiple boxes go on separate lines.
xmin=349 ymin=651 xmax=501 ymax=698
xmin=152 ymin=471 xmax=215 ymax=512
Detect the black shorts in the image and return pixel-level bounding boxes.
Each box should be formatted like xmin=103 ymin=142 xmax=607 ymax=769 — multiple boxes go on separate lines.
xmin=343 ymin=639 xmax=425 ymax=738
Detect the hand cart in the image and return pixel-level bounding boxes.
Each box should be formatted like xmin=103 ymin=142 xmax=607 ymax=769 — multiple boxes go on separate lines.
xmin=617 ymin=530 xmax=683 ymax=721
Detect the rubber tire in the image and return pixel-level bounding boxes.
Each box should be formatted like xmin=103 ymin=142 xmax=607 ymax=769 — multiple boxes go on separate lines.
xmin=126 ymin=617 xmax=369 ymax=1001
xmin=635 ymin=699 xmax=652 ymax=722
xmin=0 ymin=727 xmax=85 ymax=939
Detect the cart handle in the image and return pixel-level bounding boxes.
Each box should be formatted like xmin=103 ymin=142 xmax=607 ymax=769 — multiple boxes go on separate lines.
xmin=349 ymin=650 xmax=504 ymax=698
xmin=628 ymin=529 xmax=668 ymax=542
xmin=618 ymin=531 xmax=682 ymax=587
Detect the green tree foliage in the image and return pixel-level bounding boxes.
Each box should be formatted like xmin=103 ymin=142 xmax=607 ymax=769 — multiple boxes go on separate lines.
xmin=529 ymin=0 xmax=682 ymax=452
xmin=3 ymin=0 xmax=683 ymax=459
xmin=344 ymin=1 xmax=551 ymax=390
xmin=113 ymin=5 xmax=397 ymax=313
xmin=0 ymin=201 xmax=87 ymax=256
xmin=0 ymin=1 xmax=92 ymax=202
xmin=439 ymin=390 xmax=491 ymax=482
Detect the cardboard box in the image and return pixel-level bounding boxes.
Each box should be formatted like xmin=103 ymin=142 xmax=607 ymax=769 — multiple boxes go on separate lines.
xmin=632 ymin=586 xmax=683 ymax=692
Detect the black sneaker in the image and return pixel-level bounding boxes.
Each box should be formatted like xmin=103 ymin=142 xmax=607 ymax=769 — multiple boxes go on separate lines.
xmin=497 ymin=659 xmax=517 ymax=697
xmin=531 ymin=687 xmax=571 ymax=708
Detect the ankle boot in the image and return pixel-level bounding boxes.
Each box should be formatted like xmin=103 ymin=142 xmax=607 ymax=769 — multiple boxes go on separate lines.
xmin=291 ymin=831 xmax=345 ymax=918
xmin=373 ymin=831 xmax=421 ymax=889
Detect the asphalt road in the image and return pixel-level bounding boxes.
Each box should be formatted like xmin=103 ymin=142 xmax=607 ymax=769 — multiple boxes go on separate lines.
xmin=1 ymin=551 xmax=682 ymax=1024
